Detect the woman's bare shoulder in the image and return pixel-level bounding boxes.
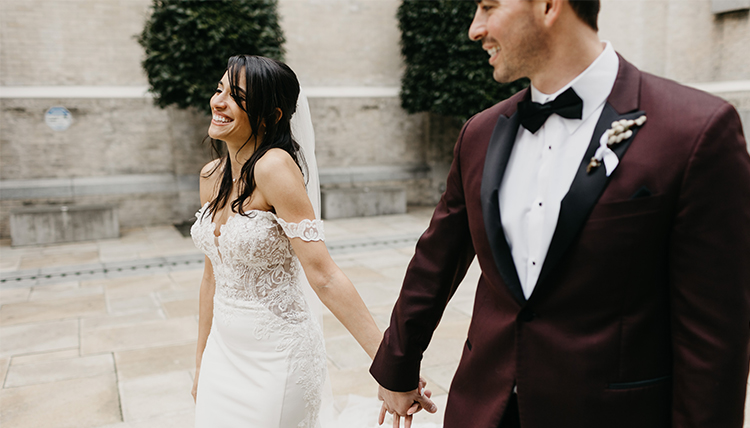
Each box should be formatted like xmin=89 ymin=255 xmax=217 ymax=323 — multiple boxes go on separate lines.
xmin=200 ymin=158 xmax=223 ymax=178
xmin=255 ymin=148 xmax=300 ymax=181
xmin=199 ymin=159 xmax=223 ymax=204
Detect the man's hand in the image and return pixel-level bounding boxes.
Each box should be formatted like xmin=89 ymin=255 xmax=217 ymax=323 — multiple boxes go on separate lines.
xmin=378 ymin=377 xmax=437 ymax=428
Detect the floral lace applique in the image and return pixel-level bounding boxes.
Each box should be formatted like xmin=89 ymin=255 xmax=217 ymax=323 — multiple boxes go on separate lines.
xmin=276 ymin=217 xmax=325 ymax=242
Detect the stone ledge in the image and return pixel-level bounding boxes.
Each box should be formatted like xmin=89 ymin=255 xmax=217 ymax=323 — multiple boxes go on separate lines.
xmin=319 ymin=164 xmax=430 ymax=185
xmin=0 ymin=174 xmax=199 ymax=200
xmin=10 ymin=204 xmax=119 ymax=247
xmin=321 ymin=186 xmax=407 ymax=219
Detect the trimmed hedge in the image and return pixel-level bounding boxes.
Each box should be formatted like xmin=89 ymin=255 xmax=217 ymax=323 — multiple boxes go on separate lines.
xmin=138 ymin=0 xmax=284 ymax=112
xmin=398 ymin=1 xmax=527 ymax=121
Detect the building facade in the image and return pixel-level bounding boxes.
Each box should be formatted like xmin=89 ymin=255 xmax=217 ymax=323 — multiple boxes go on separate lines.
xmin=1 ymin=0 xmax=748 ymax=239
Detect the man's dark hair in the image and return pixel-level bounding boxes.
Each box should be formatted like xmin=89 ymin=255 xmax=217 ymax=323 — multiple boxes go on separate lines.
xmin=569 ymin=1 xmax=600 ymax=31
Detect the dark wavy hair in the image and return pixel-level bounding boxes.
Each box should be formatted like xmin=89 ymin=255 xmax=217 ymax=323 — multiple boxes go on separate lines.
xmin=203 ymin=55 xmax=305 ymax=220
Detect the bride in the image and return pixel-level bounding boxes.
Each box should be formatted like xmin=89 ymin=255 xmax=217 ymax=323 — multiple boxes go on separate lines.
xmin=190 ymin=55 xmax=434 ymax=428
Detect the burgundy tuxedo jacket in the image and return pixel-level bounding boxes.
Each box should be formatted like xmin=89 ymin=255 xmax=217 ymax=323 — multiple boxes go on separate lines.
xmin=370 ymin=56 xmax=750 ymax=427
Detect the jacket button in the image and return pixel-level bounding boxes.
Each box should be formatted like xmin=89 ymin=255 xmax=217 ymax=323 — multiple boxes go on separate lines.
xmin=518 ymin=308 xmax=536 ymax=322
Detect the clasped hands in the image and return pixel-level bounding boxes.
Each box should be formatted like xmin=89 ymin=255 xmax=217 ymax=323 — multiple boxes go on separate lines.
xmin=378 ymin=377 xmax=438 ymax=428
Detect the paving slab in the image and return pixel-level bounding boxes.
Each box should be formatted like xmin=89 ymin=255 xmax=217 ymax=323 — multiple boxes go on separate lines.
xmin=422 ymin=363 xmax=460 ymax=394
xmin=366 ymin=304 xmax=399 ymax=332
xmin=107 ymin=295 xmax=161 ymax=315
xmin=10 ymin=348 xmax=79 ymax=365
xmin=0 ymin=255 xmax=20 ymax=272
xmin=81 ymin=316 xmax=197 ymax=355
xmin=155 ymin=286 xmax=198 ymax=303
xmin=81 ymin=310 xmax=166 ymax=331
xmin=28 ymin=281 xmax=96 ymax=301
xmin=322 ymin=312 xmax=350 ymax=339
xmin=119 ymin=371 xmax=194 ymax=423
xmin=0 ymin=288 xmax=30 ymax=305
xmin=114 ymin=343 xmax=195 ymax=381
xmin=0 ymin=294 xmax=106 ymax=326
xmin=357 ymin=248 xmax=415 ymax=270
xmin=340 ymin=265 xmax=389 ymax=282
xmin=325 ymin=334 xmax=373 ymax=371
xmin=93 ymin=410 xmax=195 ymax=428
xmin=161 ymin=299 xmax=198 ymax=318
xmin=422 ymin=333 xmax=469 ymax=369
xmin=96 ymin=274 xmax=175 ymax=299
xmin=41 ymin=242 xmax=100 ymax=255
xmin=352 ymin=281 xmax=400 ymax=308
xmin=0 ymin=373 xmax=121 ymax=428
xmin=5 ymin=353 xmax=114 ymax=388
xmin=0 ymin=319 xmax=78 ymax=358
xmin=19 ymin=251 xmax=100 ymax=270
xmin=167 ymin=269 xmax=203 ymax=287
xmin=329 ymin=364 xmax=382 ymax=397
xmin=0 ymin=357 xmax=9 ymax=388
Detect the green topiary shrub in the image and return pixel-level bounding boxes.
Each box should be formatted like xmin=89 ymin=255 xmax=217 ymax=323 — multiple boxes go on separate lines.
xmin=398 ymin=1 xmax=528 ymax=121
xmin=138 ymin=0 xmax=284 ymax=113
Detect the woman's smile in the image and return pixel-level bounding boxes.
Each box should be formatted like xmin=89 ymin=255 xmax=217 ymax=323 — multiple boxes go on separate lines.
xmin=211 ymin=111 xmax=233 ymax=125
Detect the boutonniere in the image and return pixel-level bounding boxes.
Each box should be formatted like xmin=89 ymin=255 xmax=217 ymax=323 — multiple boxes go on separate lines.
xmin=587 ymin=115 xmax=647 ymax=176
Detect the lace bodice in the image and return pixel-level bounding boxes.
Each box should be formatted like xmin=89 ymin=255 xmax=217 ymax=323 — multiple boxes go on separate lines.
xmin=190 ymin=203 xmax=325 ymax=323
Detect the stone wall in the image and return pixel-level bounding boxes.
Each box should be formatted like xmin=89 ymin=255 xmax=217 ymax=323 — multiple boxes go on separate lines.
xmin=0 ymin=0 xmax=149 ymax=86
xmin=0 ymin=0 xmax=429 ymax=238
xmin=1 ymin=0 xmax=748 ymax=238
xmin=599 ymin=1 xmax=750 ymax=145
xmin=599 ymin=0 xmax=749 ymax=83
xmin=279 ymin=0 xmax=403 ymax=88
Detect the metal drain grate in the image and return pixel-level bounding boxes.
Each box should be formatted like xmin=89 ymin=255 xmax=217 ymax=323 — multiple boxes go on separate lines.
xmin=0 ymin=233 xmax=421 ymax=288
xmin=0 ymin=256 xmax=205 ymax=288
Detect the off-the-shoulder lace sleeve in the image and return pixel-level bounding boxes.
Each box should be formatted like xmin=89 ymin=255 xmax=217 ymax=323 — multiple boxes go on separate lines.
xmin=276 ymin=217 xmax=325 ymax=242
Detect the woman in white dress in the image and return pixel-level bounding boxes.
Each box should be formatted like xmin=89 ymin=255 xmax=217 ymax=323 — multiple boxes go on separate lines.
xmin=188 ymin=55 xmax=390 ymax=428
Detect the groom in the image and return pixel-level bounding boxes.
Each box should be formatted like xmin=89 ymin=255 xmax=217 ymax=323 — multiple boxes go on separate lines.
xmin=371 ymin=0 xmax=750 ymax=427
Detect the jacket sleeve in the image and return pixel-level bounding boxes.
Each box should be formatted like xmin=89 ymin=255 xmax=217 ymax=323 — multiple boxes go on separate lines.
xmin=369 ymin=116 xmax=478 ymax=392
xmin=668 ymin=102 xmax=750 ymax=427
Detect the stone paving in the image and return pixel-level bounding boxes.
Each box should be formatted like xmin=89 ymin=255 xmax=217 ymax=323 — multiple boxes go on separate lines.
xmin=1 ymin=207 xmax=748 ymax=427
xmin=0 ymin=206 xmax=481 ymax=427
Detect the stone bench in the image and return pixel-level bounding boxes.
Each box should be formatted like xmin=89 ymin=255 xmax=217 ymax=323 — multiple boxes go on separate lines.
xmin=10 ymin=204 xmax=119 ymax=246
xmin=321 ymin=186 xmax=407 ymax=219
xmin=318 ymin=164 xmax=427 ymax=219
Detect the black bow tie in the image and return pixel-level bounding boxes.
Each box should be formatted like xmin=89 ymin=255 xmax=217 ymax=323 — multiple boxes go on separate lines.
xmin=517 ymin=87 xmax=583 ymax=133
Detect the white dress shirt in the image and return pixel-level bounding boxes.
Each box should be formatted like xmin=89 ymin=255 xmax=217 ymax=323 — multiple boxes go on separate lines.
xmin=499 ymin=41 xmax=619 ymax=299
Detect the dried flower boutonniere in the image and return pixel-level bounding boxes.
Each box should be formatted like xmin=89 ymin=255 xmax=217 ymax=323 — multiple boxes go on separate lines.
xmin=587 ymin=115 xmax=647 ymax=176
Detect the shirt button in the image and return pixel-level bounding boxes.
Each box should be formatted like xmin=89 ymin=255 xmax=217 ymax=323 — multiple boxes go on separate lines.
xmin=531 ymin=261 xmax=536 ymax=266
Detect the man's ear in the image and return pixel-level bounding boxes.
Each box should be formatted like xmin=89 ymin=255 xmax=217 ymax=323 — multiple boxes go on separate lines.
xmin=538 ymin=0 xmax=564 ymax=28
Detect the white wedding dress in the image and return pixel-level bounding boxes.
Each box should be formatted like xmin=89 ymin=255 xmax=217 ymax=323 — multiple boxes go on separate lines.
xmin=191 ymin=205 xmax=328 ymax=428
xmin=190 ymin=91 xmax=442 ymax=428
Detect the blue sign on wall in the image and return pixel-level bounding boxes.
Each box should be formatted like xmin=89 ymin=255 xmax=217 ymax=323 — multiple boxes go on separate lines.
xmin=45 ymin=106 xmax=73 ymax=131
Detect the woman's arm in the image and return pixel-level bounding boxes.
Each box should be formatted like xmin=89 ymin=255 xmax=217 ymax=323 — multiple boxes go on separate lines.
xmin=254 ymin=149 xmax=381 ymax=358
xmin=192 ymin=256 xmax=215 ymax=401
xmin=192 ymin=160 xmax=221 ymax=401
xmin=292 ymin=240 xmax=382 ymax=358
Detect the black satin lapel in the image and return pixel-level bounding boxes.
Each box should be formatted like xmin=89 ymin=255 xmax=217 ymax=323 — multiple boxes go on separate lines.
xmin=535 ymin=105 xmax=646 ymax=292
xmin=481 ymin=113 xmax=525 ymax=304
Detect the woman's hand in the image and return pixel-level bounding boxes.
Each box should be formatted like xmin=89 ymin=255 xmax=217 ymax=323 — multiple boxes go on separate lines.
xmin=191 ymin=367 xmax=200 ymax=403
xmin=378 ymin=377 xmax=437 ymax=427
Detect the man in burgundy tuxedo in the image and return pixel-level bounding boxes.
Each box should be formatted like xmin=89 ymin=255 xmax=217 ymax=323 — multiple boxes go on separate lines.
xmin=371 ymin=1 xmax=750 ymax=427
